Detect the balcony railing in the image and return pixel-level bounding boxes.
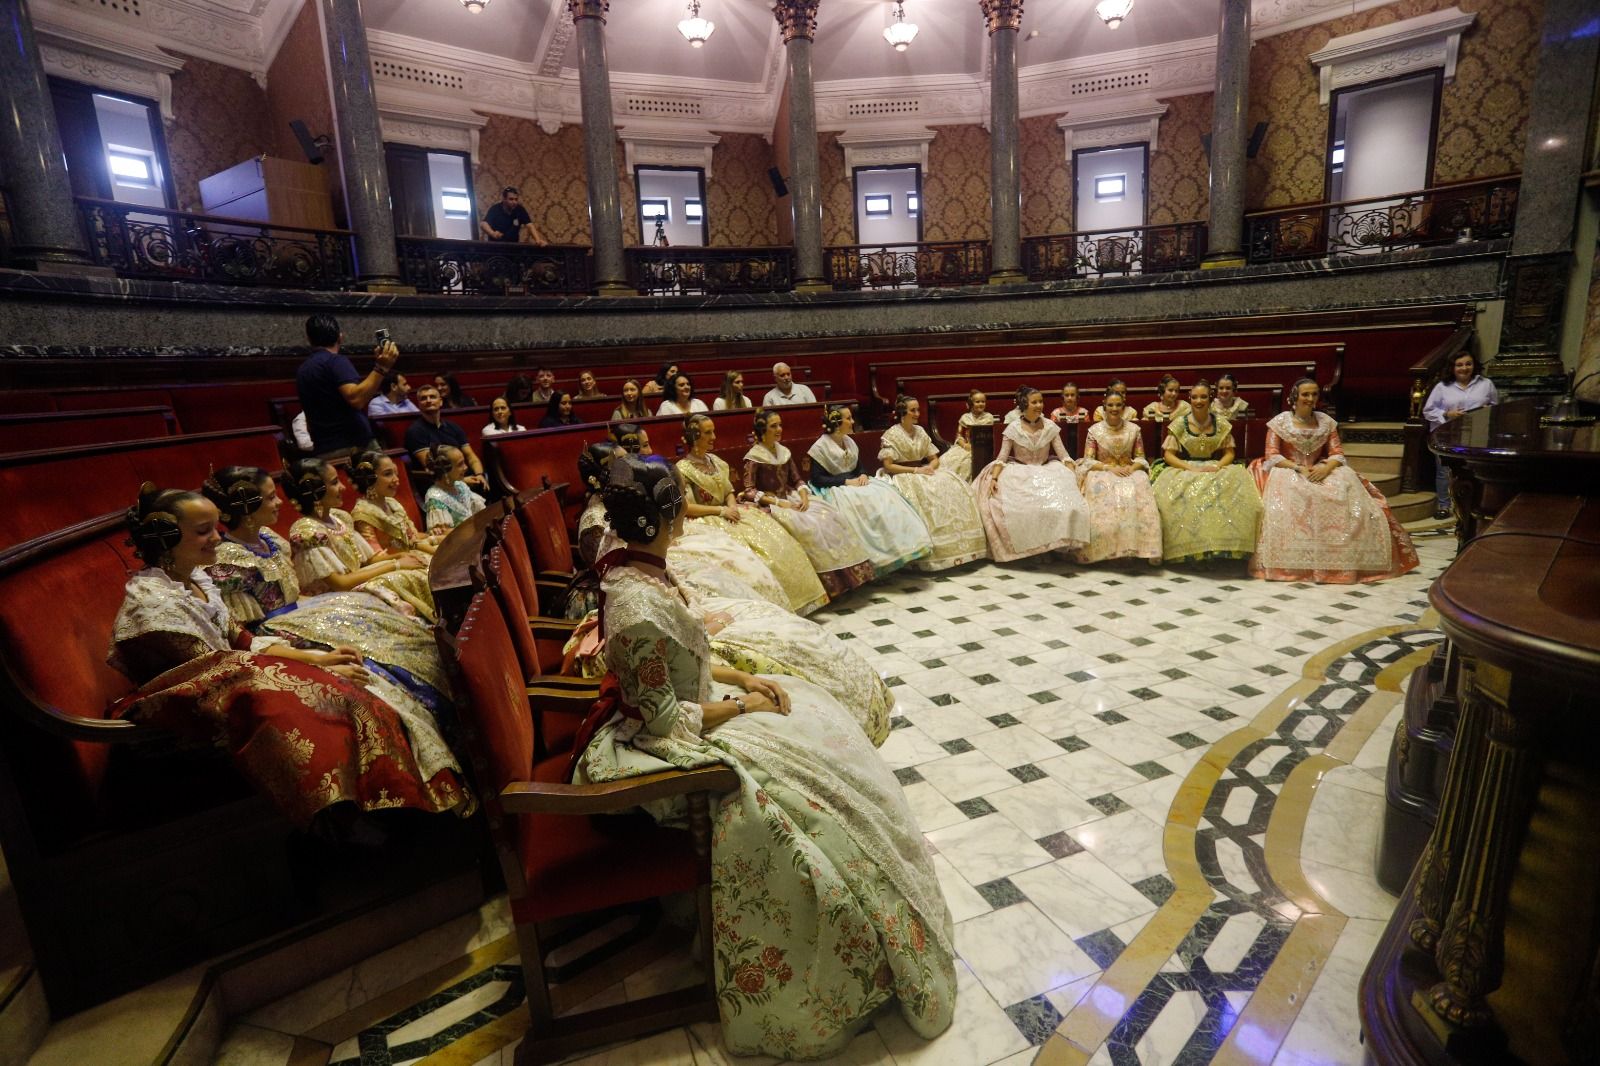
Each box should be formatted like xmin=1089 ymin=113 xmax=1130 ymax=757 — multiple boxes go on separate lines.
xmin=1022 ymin=221 xmax=1208 ymax=281
xmin=75 ymin=197 xmax=355 ymax=289
xmin=396 ymin=236 xmax=591 ymax=295
xmin=624 ymin=246 xmax=794 ymax=295
xmin=1245 ymin=176 xmax=1520 ymax=264
xmin=825 ymin=240 xmax=991 ymax=290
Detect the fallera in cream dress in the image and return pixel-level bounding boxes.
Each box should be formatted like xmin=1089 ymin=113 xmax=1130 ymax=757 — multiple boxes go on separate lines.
xmin=1150 ymin=414 xmax=1263 ymax=563
xmin=877 ymin=423 xmax=988 ymax=571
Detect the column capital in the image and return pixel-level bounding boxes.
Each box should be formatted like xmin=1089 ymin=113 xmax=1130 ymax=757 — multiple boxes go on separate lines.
xmin=773 ymin=0 xmax=819 ymax=43
xmin=979 ymin=0 xmax=1024 ymax=34
xmin=566 ymin=0 xmax=608 ymax=22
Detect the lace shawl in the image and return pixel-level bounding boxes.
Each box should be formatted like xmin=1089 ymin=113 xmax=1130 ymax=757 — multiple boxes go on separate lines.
xmin=806 ymin=432 xmax=859 ymax=476
xmin=1261 ymin=411 xmax=1346 ymax=469
xmin=108 ymin=567 xmax=281 ymax=682
xmin=879 ymin=423 xmax=934 ymax=463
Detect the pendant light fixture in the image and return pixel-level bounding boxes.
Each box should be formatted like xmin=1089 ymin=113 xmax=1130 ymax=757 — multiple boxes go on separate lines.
xmin=1095 ymin=0 xmax=1134 ymax=29
xmin=883 ymin=0 xmax=918 ymax=52
xmin=678 ymin=0 xmax=715 ymax=47
xmin=460 ymin=0 xmax=487 ymax=12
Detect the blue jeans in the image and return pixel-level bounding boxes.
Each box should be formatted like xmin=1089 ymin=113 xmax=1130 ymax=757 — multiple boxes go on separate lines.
xmin=1434 ymin=461 xmax=1450 ymax=512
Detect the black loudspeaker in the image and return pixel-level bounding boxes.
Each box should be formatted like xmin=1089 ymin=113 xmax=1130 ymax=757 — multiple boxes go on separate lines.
xmin=1200 ymin=133 xmax=1211 ymax=159
xmin=1247 ymin=120 xmax=1269 ymax=159
xmin=290 ymin=119 xmax=325 ymax=165
xmin=767 ymin=166 xmax=788 ymax=197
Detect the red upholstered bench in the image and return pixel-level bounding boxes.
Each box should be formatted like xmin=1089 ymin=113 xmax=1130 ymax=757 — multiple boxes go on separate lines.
xmin=0 ymin=406 xmax=180 ymax=453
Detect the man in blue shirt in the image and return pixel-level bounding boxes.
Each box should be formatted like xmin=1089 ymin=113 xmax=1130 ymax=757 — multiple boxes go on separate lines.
xmin=367 ymin=371 xmax=420 ymax=417
xmin=295 ymin=314 xmax=396 ymax=458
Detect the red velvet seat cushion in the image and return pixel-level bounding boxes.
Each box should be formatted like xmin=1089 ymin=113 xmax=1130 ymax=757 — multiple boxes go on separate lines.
xmin=510 ymin=751 xmax=703 ymax=924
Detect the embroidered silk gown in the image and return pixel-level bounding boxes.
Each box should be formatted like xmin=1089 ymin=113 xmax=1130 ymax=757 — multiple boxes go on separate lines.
xmin=806 ymin=432 xmax=932 ymax=577
xmin=423 ymin=480 xmax=485 ymax=533
xmin=677 ymin=453 xmax=829 ymax=616
xmin=973 ymin=418 xmax=1091 ymax=563
xmin=1150 ymin=414 xmax=1263 ymax=563
xmin=352 ymin=496 xmax=430 ymax=554
xmin=109 ymin=568 xmax=470 ymax=822
xmin=289 ymin=508 xmax=436 ymax=622
xmin=1248 ymin=411 xmax=1419 ymax=583
xmin=1076 ymin=420 xmax=1163 ymax=563
xmin=1141 ymin=400 xmax=1192 ymax=424
xmin=877 ymin=423 xmax=988 ymax=571
xmin=742 ymin=442 xmax=875 ymax=600
xmin=941 ymin=411 xmax=995 ymax=481
xmin=575 ymin=561 xmax=955 ymax=1059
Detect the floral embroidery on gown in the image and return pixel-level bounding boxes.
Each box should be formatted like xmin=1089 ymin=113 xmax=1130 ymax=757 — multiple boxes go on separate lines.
xmin=289 ymin=508 xmax=436 ymax=622
xmin=941 ymin=411 xmax=995 ymax=481
xmin=1248 ymin=411 xmax=1418 ymax=583
xmin=108 ymin=568 xmax=471 ymax=822
xmin=1075 ymin=420 xmax=1163 ymax=563
xmin=574 ymin=562 xmax=955 ymax=1059
xmin=742 ymin=443 xmax=876 ymax=599
xmin=806 ymin=432 xmax=931 ymax=577
xmin=973 ymin=418 xmax=1091 ymax=562
xmin=352 ymin=496 xmax=430 ymax=553
xmin=423 ymin=480 xmax=485 ymax=532
xmin=678 ymin=454 xmax=829 ymax=616
xmin=877 ymin=424 xmax=988 ymax=571
xmin=1150 ymin=415 xmax=1263 ymax=563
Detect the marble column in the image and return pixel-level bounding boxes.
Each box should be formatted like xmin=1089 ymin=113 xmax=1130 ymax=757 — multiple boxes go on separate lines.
xmin=1493 ymin=0 xmax=1600 ymax=393
xmin=981 ymin=0 xmax=1024 ymax=284
xmin=320 ymin=0 xmax=406 ymax=290
xmin=774 ymin=1 xmax=827 ymax=292
xmin=0 ymin=0 xmax=96 ymax=271
xmin=1202 ymin=0 xmax=1251 ymax=268
xmin=568 ymin=0 xmax=630 ymax=296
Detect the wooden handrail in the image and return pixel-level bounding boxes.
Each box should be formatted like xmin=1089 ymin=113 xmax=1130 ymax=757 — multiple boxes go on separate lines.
xmin=73 ymin=195 xmax=356 ymax=238
xmin=1243 ymin=174 xmax=1521 ymax=218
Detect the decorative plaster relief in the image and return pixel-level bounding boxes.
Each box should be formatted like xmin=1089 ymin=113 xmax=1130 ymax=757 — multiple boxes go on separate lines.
xmin=36 ymin=30 xmax=184 ymax=120
xmin=377 ymin=103 xmax=488 ymax=162
xmin=1057 ymin=99 xmax=1168 ymax=156
xmin=618 ymin=127 xmax=722 ymax=177
xmin=835 ymin=127 xmax=937 ymax=175
xmin=1308 ymin=7 xmax=1476 ymax=104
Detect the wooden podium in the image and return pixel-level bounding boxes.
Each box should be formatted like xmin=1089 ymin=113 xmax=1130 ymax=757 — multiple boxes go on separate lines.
xmin=199 ymin=156 xmax=335 ymax=229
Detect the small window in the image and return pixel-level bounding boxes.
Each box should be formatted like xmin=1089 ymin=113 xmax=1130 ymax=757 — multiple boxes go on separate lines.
xmin=640 ymin=198 xmax=671 ymax=222
xmin=864 ymin=194 xmax=892 ymax=219
xmin=107 ymin=147 xmax=155 ymax=188
xmin=906 ymin=192 xmax=919 ymax=218
xmin=440 ymin=188 xmax=471 ymax=220
xmin=684 ymin=198 xmax=703 ymax=222
xmin=1330 ymin=141 xmax=1346 ymax=175
xmin=1094 ymin=175 xmax=1126 ymax=202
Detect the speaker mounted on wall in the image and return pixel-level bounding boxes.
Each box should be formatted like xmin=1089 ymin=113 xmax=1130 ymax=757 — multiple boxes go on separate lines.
xmin=289 ymin=119 xmax=325 ymax=165
xmin=767 ymin=166 xmax=789 ymax=198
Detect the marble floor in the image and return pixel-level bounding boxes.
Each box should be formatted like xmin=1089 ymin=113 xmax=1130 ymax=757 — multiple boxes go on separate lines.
xmin=213 ymin=536 xmax=1455 ymax=1066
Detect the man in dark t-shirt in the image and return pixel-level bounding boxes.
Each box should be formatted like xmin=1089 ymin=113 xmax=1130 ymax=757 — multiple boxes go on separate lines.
xmin=404 ymin=384 xmax=487 ymax=490
xmin=295 ymin=314 xmax=394 ymax=458
xmin=480 ymin=186 xmax=547 ymax=244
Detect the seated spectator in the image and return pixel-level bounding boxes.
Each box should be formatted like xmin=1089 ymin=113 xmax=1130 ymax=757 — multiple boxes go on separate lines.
xmin=657 ymin=373 xmax=708 ymax=417
xmin=530 ymin=367 xmax=557 ymax=406
xmin=290 ymin=410 xmax=314 ymax=453
xmin=942 ymin=389 xmax=994 ymax=481
xmin=423 ymin=446 xmax=486 ymax=535
xmin=1215 ymin=372 xmax=1251 ymax=421
xmin=479 ymin=186 xmax=547 ymax=244
xmin=611 ymin=380 xmax=648 ymax=420
xmin=762 ymin=362 xmax=816 ymax=406
xmin=482 ymin=397 xmax=526 ymax=436
xmin=713 ymin=370 xmax=753 ymax=410
xmin=351 ymin=451 xmax=440 ymax=556
xmin=1094 ymin=378 xmax=1138 ymax=423
xmin=539 ymin=391 xmax=581 ymax=428
xmin=434 ymin=373 xmax=475 ymax=409
xmin=404 ymin=384 xmax=487 ymax=490
xmin=1051 ymin=382 xmax=1090 ymax=425
xmin=1143 ymin=374 xmax=1191 ymax=423
xmin=576 ymin=370 xmax=603 ymax=398
xmin=642 ymin=362 xmax=679 ymax=399
xmin=367 ymin=372 xmax=419 ymax=417
xmin=295 ymin=313 xmax=392 ymax=459
xmin=505 ymin=374 xmax=535 ymax=404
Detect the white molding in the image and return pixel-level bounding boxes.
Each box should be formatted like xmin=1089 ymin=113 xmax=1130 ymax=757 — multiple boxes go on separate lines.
xmin=1057 ymin=99 xmax=1168 ymax=156
xmin=835 ymin=126 xmax=937 ymax=175
xmin=535 ymin=0 xmax=573 ymax=78
xmin=376 ymin=92 xmax=489 ymax=161
xmin=1020 ymin=37 xmax=1215 ymax=119
xmin=34 ymin=26 xmax=185 ymax=120
xmin=1251 ymin=0 xmax=1401 ymax=39
xmin=33 ymin=0 xmax=267 ymax=75
xmin=617 ymin=126 xmax=722 ymax=177
xmin=1308 ymin=7 xmax=1476 ymax=104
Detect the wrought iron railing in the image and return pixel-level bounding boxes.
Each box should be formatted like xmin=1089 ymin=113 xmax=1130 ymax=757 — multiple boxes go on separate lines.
xmin=1245 ymin=176 xmax=1520 ymax=264
xmin=825 ymin=240 xmax=991 ymax=290
xmin=75 ymin=197 xmax=355 ymax=289
xmin=623 ymin=246 xmax=794 ymax=295
xmin=396 ymin=236 xmax=592 ymax=295
xmin=1022 ymin=222 xmax=1207 ymax=280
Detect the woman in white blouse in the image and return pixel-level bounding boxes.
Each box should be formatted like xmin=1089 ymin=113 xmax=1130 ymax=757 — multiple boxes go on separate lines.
xmin=1422 ymin=351 xmax=1498 ymax=517
xmin=657 ymin=372 xmax=709 ymax=417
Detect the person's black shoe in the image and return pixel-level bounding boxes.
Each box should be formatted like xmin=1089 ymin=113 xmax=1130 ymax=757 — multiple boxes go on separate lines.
xmin=1434 ymin=507 xmax=1452 ymax=520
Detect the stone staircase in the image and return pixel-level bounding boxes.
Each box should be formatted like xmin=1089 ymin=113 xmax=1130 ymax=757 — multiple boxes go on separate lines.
xmin=1337 ymin=422 xmax=1447 ymax=532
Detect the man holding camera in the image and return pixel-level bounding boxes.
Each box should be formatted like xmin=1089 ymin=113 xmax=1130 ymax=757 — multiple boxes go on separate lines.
xmin=295 ymin=314 xmax=396 ymax=459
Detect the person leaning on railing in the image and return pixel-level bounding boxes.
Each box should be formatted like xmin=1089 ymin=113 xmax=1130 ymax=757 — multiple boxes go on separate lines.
xmin=479 ymin=185 xmax=548 ymax=245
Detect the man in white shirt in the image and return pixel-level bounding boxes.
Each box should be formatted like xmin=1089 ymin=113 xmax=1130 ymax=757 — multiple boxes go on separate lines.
xmin=762 ymin=362 xmax=816 ymax=406
xmin=367 ymin=372 xmax=420 ymax=417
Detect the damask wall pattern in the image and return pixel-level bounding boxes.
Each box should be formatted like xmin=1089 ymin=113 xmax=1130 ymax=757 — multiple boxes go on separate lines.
xmin=1020 ymin=114 xmax=1072 ymax=236
xmin=1147 ymin=92 xmax=1213 ymax=226
xmin=1247 ymin=0 xmax=1543 ymax=209
xmin=473 ymin=116 xmax=597 ymax=245
xmin=922 ymin=124 xmax=992 ymax=242
xmin=166 ymin=58 xmax=271 ymax=212
xmin=818 ymin=132 xmax=856 ymax=246
xmin=263 ymin=0 xmax=343 ymax=223
xmin=707 ymin=133 xmax=778 ymax=246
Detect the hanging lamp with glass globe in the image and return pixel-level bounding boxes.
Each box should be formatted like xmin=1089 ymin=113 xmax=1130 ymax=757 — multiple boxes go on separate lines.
xmin=883 ymin=0 xmax=918 ymax=51
xmin=678 ymin=0 xmax=715 ymax=47
xmin=1095 ymin=0 xmax=1134 ymax=29
xmin=460 ymin=0 xmax=486 ymax=12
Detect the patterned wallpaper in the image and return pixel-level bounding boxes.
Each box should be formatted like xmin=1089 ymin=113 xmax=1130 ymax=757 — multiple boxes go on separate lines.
xmin=473 ymin=116 xmax=597 ymax=244
xmin=818 ymin=132 xmax=855 ymax=246
xmin=1021 ymin=114 xmax=1071 ymax=236
xmin=922 ymin=124 xmax=992 ymax=241
xmin=707 ymin=133 xmax=778 ymax=246
xmin=1147 ymin=92 xmax=1212 ymax=225
xmin=1247 ymin=0 xmax=1543 ymax=208
xmin=263 ymin=0 xmax=343 ymax=223
xmin=167 ymin=58 xmax=271 ymax=212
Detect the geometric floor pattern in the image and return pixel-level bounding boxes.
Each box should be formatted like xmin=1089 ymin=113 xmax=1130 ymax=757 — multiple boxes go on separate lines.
xmin=213 ymin=535 xmax=1456 ymax=1066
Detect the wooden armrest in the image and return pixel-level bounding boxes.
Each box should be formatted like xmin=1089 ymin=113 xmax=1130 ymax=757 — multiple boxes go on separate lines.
xmin=499 ymin=765 xmax=740 ymax=815
xmin=529 ymin=615 xmax=578 ymax=635
xmin=536 ymin=569 xmax=576 ymax=583
xmin=28 ymin=706 xmax=145 ymax=743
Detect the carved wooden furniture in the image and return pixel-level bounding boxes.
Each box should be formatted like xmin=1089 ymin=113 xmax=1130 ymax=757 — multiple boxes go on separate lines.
xmin=1361 ymin=494 xmax=1600 ymax=1066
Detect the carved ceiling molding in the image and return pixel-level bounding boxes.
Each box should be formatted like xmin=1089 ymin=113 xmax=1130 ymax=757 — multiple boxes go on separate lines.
xmin=1251 ymin=0 xmax=1398 ymax=38
xmin=1019 ymin=37 xmax=1214 ymax=119
xmin=618 ymin=127 xmax=722 ymax=177
xmin=376 ymin=96 xmax=489 ymax=161
xmin=1057 ymin=99 xmax=1169 ymax=156
xmin=1308 ymin=6 xmax=1476 ymax=104
xmin=536 ymin=0 xmax=575 ymax=78
xmin=34 ymin=26 xmax=186 ymax=120
xmin=33 ymin=0 xmax=264 ymax=75
xmin=835 ymin=127 xmax=938 ymax=176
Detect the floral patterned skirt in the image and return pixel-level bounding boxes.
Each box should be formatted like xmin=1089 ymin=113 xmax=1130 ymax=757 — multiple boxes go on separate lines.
xmin=880 ymin=470 xmax=988 ymax=571
xmin=1151 ymin=464 xmax=1263 ymax=563
xmin=1248 ymin=464 xmax=1419 ymax=583
xmin=1076 ymin=468 xmax=1163 ymax=563
xmin=687 ymin=513 xmax=829 ymax=616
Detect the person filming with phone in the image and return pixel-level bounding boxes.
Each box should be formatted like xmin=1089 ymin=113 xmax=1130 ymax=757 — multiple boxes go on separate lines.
xmin=295 ymin=314 xmax=398 ymax=459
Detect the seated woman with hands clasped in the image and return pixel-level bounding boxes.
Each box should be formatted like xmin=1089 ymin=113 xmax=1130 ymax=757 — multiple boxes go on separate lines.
xmin=1076 ymin=390 xmax=1162 ymax=564
xmin=879 ymin=395 xmax=989 ymax=570
xmin=572 ymin=455 xmax=955 ymax=1060
xmin=1151 ymin=380 xmax=1262 ymax=563
xmin=351 ymin=451 xmax=442 ymax=556
xmin=108 ymin=484 xmax=471 ymax=825
xmin=807 ymin=403 xmax=932 ymax=577
xmin=941 ymin=388 xmax=994 ymax=481
xmin=423 ymin=445 xmax=486 ymax=535
xmin=973 ymin=386 xmax=1090 ymax=562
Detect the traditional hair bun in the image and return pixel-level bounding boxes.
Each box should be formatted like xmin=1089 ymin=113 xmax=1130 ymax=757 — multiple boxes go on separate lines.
xmin=125 ymin=481 xmax=194 ymax=562
xmin=823 ymin=404 xmax=848 ymax=433
xmin=600 ymin=454 xmax=684 ymax=543
xmin=201 ymin=466 xmax=268 ymax=526
xmin=577 ymin=441 xmax=621 ymax=493
xmin=350 ymin=451 xmax=384 ymax=492
xmin=286 ymin=458 xmax=328 ymax=515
